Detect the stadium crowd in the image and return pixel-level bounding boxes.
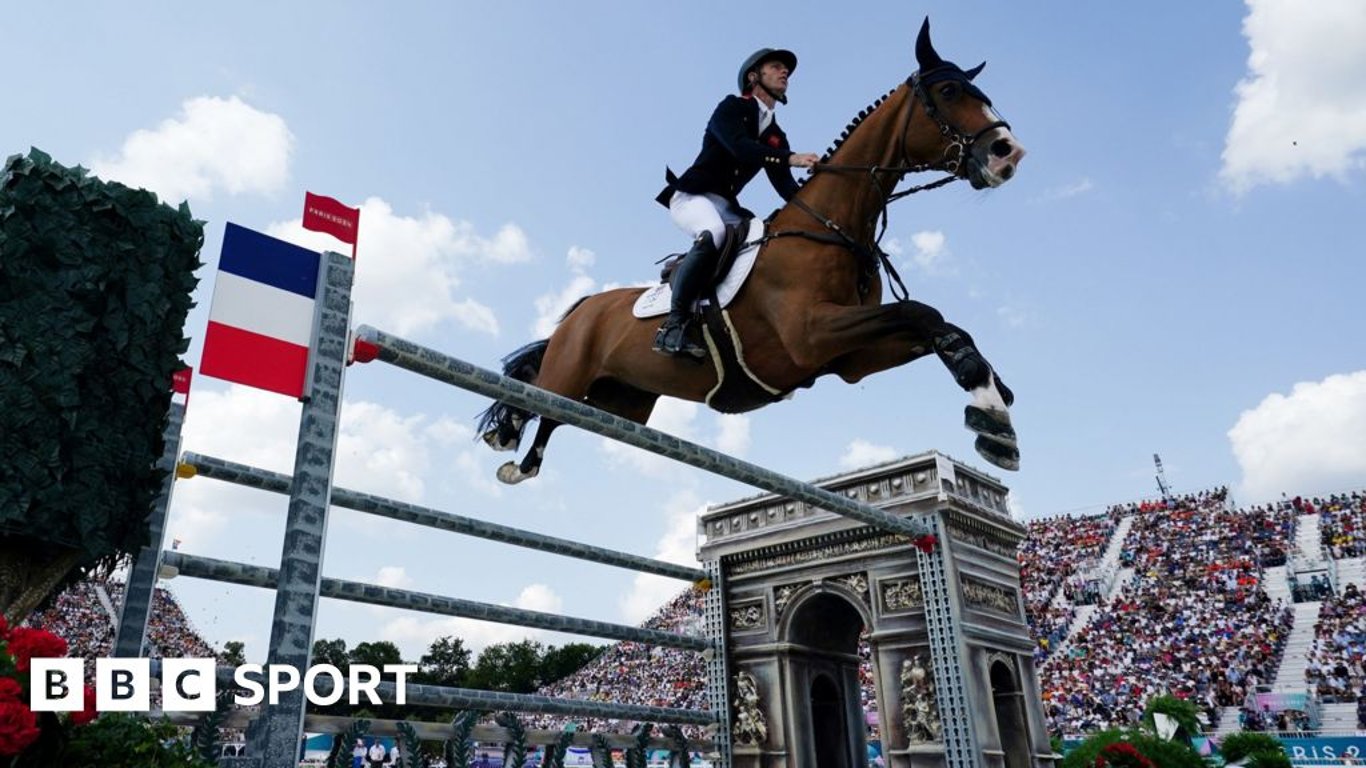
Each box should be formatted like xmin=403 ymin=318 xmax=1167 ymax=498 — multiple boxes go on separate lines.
xmin=1319 ymin=491 xmax=1366 ymax=559
xmin=1018 ymin=511 xmax=1117 ymax=664
xmin=22 ymin=484 xmax=1366 ymax=744
xmin=1035 ymin=489 xmax=1296 ymax=736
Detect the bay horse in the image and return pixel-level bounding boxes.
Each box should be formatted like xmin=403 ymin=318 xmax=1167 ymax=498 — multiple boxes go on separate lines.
xmin=478 ymin=19 xmax=1026 ymax=484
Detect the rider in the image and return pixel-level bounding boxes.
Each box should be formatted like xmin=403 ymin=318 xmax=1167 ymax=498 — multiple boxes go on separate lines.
xmin=653 ymin=48 xmax=821 ymax=359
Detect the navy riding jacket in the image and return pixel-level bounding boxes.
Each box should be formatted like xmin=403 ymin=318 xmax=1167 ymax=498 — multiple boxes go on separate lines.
xmin=656 ymin=94 xmax=800 ymax=213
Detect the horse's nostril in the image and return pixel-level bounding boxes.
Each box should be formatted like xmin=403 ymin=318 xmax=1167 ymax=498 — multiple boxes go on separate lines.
xmin=999 ymin=165 xmax=1014 ymax=181
xmin=990 ymin=139 xmax=1012 ymax=159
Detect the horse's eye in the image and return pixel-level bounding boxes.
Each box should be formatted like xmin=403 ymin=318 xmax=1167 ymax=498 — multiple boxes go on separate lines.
xmin=939 ymin=83 xmax=961 ymax=101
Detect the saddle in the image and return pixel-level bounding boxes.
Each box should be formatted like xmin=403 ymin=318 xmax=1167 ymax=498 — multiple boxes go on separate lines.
xmin=657 ymin=220 xmax=752 ymax=285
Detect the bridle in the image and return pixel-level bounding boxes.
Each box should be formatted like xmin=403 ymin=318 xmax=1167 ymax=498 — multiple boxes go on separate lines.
xmin=769 ymin=67 xmax=1011 ymax=301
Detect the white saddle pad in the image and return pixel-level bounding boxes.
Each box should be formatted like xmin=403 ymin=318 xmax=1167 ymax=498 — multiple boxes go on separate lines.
xmin=632 ymin=219 xmax=765 ymax=319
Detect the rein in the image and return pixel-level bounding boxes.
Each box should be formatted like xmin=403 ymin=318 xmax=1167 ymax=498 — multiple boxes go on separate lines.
xmin=772 ymin=69 xmax=1010 ymax=302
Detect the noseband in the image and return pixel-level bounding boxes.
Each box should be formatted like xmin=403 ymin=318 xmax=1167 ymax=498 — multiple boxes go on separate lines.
xmin=774 ymin=69 xmax=1011 ymax=301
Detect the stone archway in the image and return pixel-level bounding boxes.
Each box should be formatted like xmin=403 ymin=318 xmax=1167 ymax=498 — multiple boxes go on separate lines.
xmin=782 ymin=586 xmax=870 ymax=768
xmin=990 ymin=658 xmax=1030 ymax=768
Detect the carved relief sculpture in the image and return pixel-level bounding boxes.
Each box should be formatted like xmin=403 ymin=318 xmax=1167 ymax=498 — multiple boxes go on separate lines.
xmin=881 ymin=578 xmax=923 ymax=611
xmin=732 ymin=671 xmax=769 ymax=745
xmin=838 ymin=572 xmax=870 ymax=604
xmin=730 ymin=603 xmax=766 ymax=631
xmin=900 ymin=655 xmax=942 ymax=744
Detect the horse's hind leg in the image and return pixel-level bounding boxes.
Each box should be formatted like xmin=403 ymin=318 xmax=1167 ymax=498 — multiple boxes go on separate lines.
xmin=497 ymin=418 xmax=559 ymax=485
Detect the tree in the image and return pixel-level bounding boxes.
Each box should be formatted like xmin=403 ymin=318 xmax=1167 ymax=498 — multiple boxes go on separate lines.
xmin=468 ymin=640 xmax=545 ymax=693
xmin=312 ymin=638 xmax=349 ymax=671
xmin=349 ymin=640 xmax=404 ymax=671
xmin=1142 ymin=694 xmax=1201 ymax=744
xmin=0 ymin=149 xmax=203 ymax=622
xmin=1219 ymin=732 xmax=1289 ymax=766
xmin=222 ymin=641 xmax=246 ymax=667
xmin=540 ymin=643 xmax=602 ymax=684
xmin=417 ymin=635 xmax=472 ymax=688
xmin=1060 ymin=728 xmax=1204 ymax=768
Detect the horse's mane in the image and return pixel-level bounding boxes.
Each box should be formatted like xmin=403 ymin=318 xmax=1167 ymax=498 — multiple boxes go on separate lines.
xmin=797 ymin=85 xmax=902 ymax=191
xmin=819 ymin=87 xmax=900 ymax=163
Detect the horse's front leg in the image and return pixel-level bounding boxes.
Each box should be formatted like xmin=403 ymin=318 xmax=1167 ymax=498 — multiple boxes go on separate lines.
xmin=799 ymin=300 xmax=1019 ymax=471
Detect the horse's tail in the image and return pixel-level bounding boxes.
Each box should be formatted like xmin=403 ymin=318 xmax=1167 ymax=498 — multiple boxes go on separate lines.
xmin=475 ymin=339 xmax=550 ymax=445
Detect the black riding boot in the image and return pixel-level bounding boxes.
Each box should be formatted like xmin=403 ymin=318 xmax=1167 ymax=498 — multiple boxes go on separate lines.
xmin=654 ymin=233 xmax=719 ymax=359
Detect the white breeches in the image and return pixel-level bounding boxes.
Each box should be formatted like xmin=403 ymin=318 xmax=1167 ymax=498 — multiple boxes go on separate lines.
xmin=668 ymin=191 xmax=743 ymax=248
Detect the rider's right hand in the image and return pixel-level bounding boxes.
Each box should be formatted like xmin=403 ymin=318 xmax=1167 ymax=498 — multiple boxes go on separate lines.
xmin=789 ymin=152 xmax=820 ymax=168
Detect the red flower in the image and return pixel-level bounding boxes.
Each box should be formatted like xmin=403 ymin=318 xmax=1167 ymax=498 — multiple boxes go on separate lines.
xmin=0 ymin=699 xmax=41 ymax=756
xmin=4 ymin=628 xmax=67 ymax=673
xmin=69 ymin=686 xmax=98 ymax=727
xmin=0 ymin=678 xmax=20 ymax=702
xmin=913 ymin=534 xmax=938 ymax=554
xmin=0 ymin=614 xmax=9 ymax=640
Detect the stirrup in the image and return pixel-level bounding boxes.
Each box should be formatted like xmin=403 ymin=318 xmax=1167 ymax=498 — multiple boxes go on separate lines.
xmin=653 ymin=320 xmax=706 ymax=359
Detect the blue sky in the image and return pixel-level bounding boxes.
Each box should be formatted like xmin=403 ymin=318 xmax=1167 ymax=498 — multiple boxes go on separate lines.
xmin=8 ymin=1 xmax=1365 ymax=662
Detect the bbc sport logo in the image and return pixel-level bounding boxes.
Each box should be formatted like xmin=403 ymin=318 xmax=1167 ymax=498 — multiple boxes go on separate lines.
xmin=30 ymin=658 xmax=418 ymax=712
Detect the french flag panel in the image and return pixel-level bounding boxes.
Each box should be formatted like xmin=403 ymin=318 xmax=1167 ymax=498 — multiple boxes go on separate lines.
xmin=200 ymin=223 xmax=321 ymax=398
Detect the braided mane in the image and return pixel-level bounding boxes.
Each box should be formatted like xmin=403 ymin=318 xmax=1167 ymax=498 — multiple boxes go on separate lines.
xmin=796 ymin=87 xmax=899 ymax=189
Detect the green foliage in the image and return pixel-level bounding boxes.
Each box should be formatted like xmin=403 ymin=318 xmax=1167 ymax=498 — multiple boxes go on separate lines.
xmin=1248 ymin=751 xmax=1291 ymax=768
xmin=417 ymin=635 xmax=472 ymax=687
xmin=0 ymin=148 xmax=202 ymax=590
xmin=444 ymin=711 xmax=477 ymax=768
xmin=625 ymin=723 xmax=652 ymax=768
xmin=542 ymin=724 xmax=576 ymax=768
xmin=397 ymin=721 xmax=426 ymax=768
xmin=221 ymin=640 xmax=246 ymax=667
xmin=188 ymin=689 xmax=234 ymax=763
xmin=62 ymin=714 xmax=213 ymax=768
xmin=661 ymin=725 xmax=688 ymax=768
xmin=1219 ymin=731 xmax=1288 ymax=764
xmin=350 ymin=640 xmax=404 ymax=669
xmin=313 ymin=638 xmax=350 ymax=670
xmin=469 ymin=640 xmax=546 ymax=693
xmin=1142 ymin=694 xmax=1201 ymax=741
xmin=591 ymin=733 xmax=615 ymax=768
xmin=496 ymin=712 xmax=528 ymax=768
xmin=1060 ymin=728 xmax=1205 ymax=768
xmin=540 ymin=643 xmax=601 ymax=684
xmin=327 ymin=719 xmax=370 ymax=768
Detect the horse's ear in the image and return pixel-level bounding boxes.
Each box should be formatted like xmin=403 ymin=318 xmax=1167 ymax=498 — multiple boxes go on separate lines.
xmin=965 ymin=61 xmax=986 ymax=81
xmin=915 ymin=17 xmax=944 ymax=71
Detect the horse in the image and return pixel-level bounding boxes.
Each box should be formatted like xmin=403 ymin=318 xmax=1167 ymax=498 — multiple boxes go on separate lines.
xmin=478 ymin=19 xmax=1027 ymax=485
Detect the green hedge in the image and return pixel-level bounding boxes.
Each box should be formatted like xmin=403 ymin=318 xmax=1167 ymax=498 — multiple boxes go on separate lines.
xmin=0 ymin=148 xmax=202 ymax=584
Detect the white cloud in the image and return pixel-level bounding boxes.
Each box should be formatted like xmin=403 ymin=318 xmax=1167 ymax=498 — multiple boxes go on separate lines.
xmin=1228 ymin=370 xmax=1366 ymax=502
xmin=379 ymin=582 xmax=566 ymax=656
xmin=997 ymin=305 xmax=1029 ymax=328
xmin=839 ymin=439 xmax=899 ymax=470
xmin=267 ymin=198 xmax=531 ymax=338
xmin=533 ymin=274 xmax=596 ymax=338
xmin=891 ymin=230 xmax=953 ymax=275
xmin=91 ymin=96 xmax=293 ymax=204
xmin=600 ymin=398 xmax=699 ymax=478
xmin=620 ymin=491 xmax=704 ymax=624
xmin=375 ymin=566 xmax=414 ymax=590
xmin=715 ymin=414 xmax=751 ymax=458
xmin=1221 ymin=0 xmax=1366 ymax=193
xmin=567 ymin=246 xmax=596 ymax=272
xmin=1038 ymin=178 xmax=1094 ymax=201
xmin=171 ymin=385 xmax=464 ymax=546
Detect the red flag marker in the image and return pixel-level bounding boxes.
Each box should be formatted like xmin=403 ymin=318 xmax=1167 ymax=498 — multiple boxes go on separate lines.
xmin=302 ymin=191 xmax=360 ymax=259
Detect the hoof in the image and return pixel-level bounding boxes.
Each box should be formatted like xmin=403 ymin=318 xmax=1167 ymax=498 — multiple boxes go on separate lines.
xmin=975 ymin=436 xmax=1020 ymax=472
xmin=965 ymin=405 xmax=1017 ymax=448
xmin=496 ymin=461 xmax=539 ymax=485
xmin=482 ymin=430 xmax=519 ymax=453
